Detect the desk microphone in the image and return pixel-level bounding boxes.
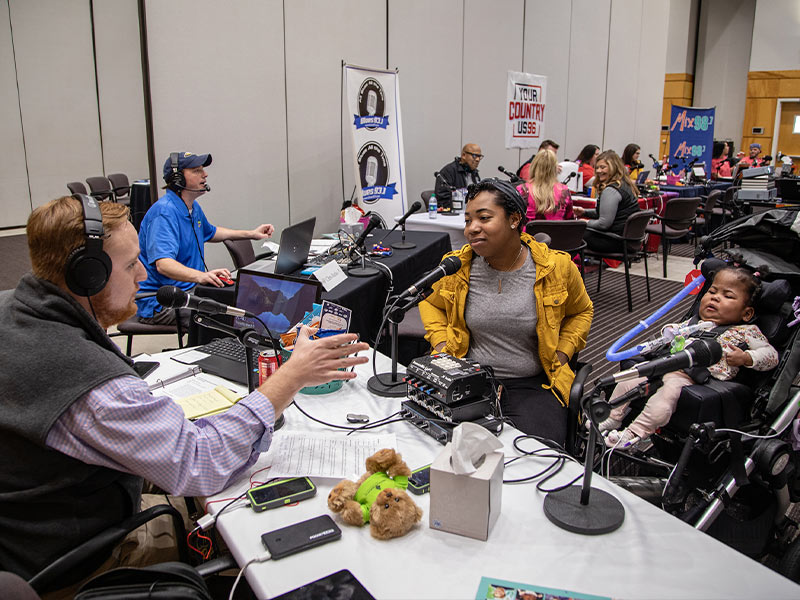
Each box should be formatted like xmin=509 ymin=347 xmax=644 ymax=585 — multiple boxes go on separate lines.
xmin=434 ymin=171 xmax=455 ymax=190
xmin=352 ymin=214 xmax=382 ymax=249
xmin=498 ymin=166 xmax=522 ymax=183
xmin=156 ymin=285 xmax=253 ymax=317
xmin=561 ymin=171 xmax=577 ymax=185
xmin=377 ymin=201 xmax=422 ymax=243
xmin=398 ymin=256 xmax=461 ymax=300
xmin=596 ymin=339 xmax=722 ymax=388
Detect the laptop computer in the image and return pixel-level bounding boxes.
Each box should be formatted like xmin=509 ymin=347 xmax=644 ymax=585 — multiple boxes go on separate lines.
xmin=274 ymin=217 xmax=316 ymax=275
xmin=193 ymin=269 xmax=322 ymax=384
xmin=636 ymin=170 xmax=650 ymax=184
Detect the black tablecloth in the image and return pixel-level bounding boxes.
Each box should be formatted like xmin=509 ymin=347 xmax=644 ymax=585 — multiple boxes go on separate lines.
xmin=658 ymin=181 xmax=731 ymax=198
xmin=130 ymin=181 xmax=152 ymax=231
xmin=187 ymin=228 xmax=451 ymax=346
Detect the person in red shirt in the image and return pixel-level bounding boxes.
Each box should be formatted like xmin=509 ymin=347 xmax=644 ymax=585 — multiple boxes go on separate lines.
xmin=711 ymin=141 xmax=733 ymax=178
xmin=737 ymin=143 xmax=764 ymax=168
xmin=575 ymin=144 xmax=599 ymax=191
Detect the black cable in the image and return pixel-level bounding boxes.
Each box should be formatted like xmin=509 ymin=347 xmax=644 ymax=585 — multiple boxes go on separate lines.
xmin=292 ymin=400 xmax=401 ymax=433
xmin=184 ymin=201 xmax=210 ymax=272
xmin=501 ymin=434 xmax=580 ymax=486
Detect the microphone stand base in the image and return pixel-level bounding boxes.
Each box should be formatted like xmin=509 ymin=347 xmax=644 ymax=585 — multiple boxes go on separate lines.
xmin=367 ymin=373 xmax=408 ymax=397
xmin=391 ymin=241 xmax=416 ymax=250
xmin=347 ymin=265 xmax=380 ymax=277
xmin=543 ymin=485 xmax=624 ymax=535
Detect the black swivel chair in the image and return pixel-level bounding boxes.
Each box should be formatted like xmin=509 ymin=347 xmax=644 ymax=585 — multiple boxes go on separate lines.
xmin=86 ymin=177 xmax=114 ymax=202
xmin=107 ymin=173 xmax=131 ymax=206
xmin=525 ymin=220 xmax=588 ymax=278
xmin=645 ymin=196 xmax=701 ymax=278
xmin=584 ymin=211 xmax=653 ymax=312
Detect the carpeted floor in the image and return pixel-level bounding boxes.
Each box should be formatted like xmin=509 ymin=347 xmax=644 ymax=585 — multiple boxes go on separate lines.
xmin=0 ymin=234 xmax=31 ymax=290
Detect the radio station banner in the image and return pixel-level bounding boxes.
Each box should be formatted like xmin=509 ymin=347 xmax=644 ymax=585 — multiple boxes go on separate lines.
xmin=505 ymin=70 xmax=547 ymax=149
xmin=668 ymin=105 xmax=715 ymax=175
xmin=344 ymin=64 xmax=407 ymax=221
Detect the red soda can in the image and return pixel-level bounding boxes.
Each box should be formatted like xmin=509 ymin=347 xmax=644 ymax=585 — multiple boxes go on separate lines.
xmin=258 ymin=349 xmax=279 ymax=385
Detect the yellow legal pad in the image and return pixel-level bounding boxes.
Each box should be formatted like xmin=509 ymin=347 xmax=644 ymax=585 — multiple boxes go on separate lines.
xmin=174 ymin=386 xmax=243 ymax=420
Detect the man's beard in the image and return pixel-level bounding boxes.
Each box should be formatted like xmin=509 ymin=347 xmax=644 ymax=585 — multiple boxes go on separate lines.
xmin=92 ymin=289 xmax=137 ymax=329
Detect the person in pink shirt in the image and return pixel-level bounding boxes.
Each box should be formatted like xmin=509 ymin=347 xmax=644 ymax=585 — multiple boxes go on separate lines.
xmin=517 ymin=149 xmax=574 ymax=221
xmin=711 ymin=141 xmax=733 ymax=178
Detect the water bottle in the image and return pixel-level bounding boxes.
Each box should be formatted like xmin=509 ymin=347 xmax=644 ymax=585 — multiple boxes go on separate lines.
xmin=428 ymin=193 xmax=438 ymax=219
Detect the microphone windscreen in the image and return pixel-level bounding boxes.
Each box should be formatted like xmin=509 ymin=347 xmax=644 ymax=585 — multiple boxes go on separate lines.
xmin=440 ymin=255 xmax=462 ymax=276
xmin=689 ymin=339 xmax=723 ymax=368
xmin=156 ymin=285 xmax=185 ymax=308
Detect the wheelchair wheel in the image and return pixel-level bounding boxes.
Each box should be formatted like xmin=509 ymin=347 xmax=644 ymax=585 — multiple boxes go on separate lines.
xmin=778 ymin=536 xmax=800 ymax=584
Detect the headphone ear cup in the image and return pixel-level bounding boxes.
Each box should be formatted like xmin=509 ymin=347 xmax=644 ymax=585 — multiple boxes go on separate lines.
xmin=65 ymin=245 xmax=112 ymax=297
xmin=167 ymin=169 xmax=185 ymax=189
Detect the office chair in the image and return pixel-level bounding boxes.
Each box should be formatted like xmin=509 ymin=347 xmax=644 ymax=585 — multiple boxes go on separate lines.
xmin=420 ymin=190 xmax=434 ymax=209
xmin=585 ymin=211 xmax=653 ymax=312
xmin=645 ymin=196 xmax=701 ymax=277
xmin=67 ymin=181 xmax=88 ymax=195
xmin=525 ymin=220 xmax=587 ymax=277
xmin=222 ymin=239 xmax=273 ymax=270
xmin=86 ymin=177 xmax=114 ymax=202
xmin=106 ymin=173 xmax=131 ymax=205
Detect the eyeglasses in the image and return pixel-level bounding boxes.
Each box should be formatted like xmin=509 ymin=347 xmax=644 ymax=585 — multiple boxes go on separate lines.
xmin=466 ymin=152 xmax=484 ymax=160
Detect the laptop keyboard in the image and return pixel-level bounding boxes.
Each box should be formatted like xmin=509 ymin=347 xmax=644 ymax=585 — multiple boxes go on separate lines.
xmin=198 ymin=337 xmax=259 ymax=364
xmin=306 ymin=249 xmax=350 ymax=267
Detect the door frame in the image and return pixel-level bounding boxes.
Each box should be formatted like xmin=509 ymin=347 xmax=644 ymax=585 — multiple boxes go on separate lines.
xmin=772 ymin=97 xmax=800 ymax=159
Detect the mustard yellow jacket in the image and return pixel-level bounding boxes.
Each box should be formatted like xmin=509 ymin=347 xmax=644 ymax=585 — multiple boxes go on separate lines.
xmin=419 ymin=233 xmax=593 ymax=406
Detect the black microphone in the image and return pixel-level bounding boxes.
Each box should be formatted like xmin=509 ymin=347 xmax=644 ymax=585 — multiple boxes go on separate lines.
xmin=434 ymin=171 xmax=455 ymax=190
xmin=175 ymin=182 xmax=211 ymax=192
xmin=561 ymin=171 xmax=577 ymax=185
xmin=596 ymin=339 xmax=722 ymax=388
xmin=156 ymin=285 xmax=253 ymax=317
xmin=353 ymin=213 xmax=382 ymax=248
xmin=397 ymin=201 xmax=422 ymax=226
xmin=498 ymin=166 xmax=522 ymax=183
xmin=398 ymin=256 xmax=461 ymax=300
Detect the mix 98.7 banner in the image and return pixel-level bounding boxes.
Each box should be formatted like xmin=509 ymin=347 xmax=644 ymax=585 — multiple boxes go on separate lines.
xmin=668 ymin=105 xmax=715 ymax=176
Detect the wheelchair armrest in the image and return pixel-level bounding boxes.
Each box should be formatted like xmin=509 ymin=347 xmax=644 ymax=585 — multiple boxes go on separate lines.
xmin=29 ymin=504 xmax=188 ymax=593
xmin=667 ymin=380 xmax=752 ymax=434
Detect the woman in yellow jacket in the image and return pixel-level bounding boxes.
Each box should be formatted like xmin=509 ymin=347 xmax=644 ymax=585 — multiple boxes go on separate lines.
xmin=419 ymin=179 xmax=593 ymax=445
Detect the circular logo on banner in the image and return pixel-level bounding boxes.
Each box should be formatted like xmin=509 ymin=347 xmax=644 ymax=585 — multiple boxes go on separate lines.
xmin=357 ymin=78 xmax=386 ymax=130
xmin=357 ymin=142 xmax=389 ymax=204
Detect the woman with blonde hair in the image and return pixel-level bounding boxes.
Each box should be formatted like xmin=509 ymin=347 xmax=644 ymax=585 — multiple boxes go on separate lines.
xmin=517 ymin=149 xmax=574 ymax=221
xmin=573 ymin=150 xmax=640 ymax=253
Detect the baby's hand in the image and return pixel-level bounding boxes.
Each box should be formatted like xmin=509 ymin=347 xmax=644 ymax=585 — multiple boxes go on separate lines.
xmin=725 ymin=346 xmax=752 ymax=368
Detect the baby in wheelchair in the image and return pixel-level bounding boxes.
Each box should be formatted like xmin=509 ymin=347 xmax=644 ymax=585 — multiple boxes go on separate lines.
xmin=601 ymin=265 xmax=779 ymax=449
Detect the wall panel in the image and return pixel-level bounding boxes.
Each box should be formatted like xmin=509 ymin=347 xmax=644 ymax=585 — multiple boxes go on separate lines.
xmin=461 ymin=0 xmax=525 ymax=174
xmin=633 ymin=0 xmax=669 ymax=161
xmin=564 ymin=0 xmax=611 ymax=161
xmin=93 ymin=0 xmax=148 ymax=180
xmin=0 ymin=0 xmax=30 ymax=227
xmin=521 ymin=0 xmax=572 ymax=165
xmin=10 ymin=0 xmax=102 ymax=209
xmin=146 ymin=0 xmax=288 ymax=270
xmin=389 ymin=0 xmax=463 ymax=203
xmin=285 ymin=0 xmax=386 ymax=233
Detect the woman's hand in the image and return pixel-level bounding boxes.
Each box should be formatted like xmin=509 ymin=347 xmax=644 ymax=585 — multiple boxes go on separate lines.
xmin=572 ymin=206 xmax=585 ymax=218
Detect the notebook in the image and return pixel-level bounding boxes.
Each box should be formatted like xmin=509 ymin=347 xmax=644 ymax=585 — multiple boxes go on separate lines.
xmin=274 ymin=217 xmax=316 ymax=275
xmin=193 ymin=269 xmax=322 ymax=384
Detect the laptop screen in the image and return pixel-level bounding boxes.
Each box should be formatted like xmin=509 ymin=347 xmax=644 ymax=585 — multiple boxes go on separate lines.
xmin=274 ymin=217 xmax=316 ymax=274
xmin=233 ymin=269 xmax=322 ymax=336
xmin=636 ymin=170 xmax=650 ymax=184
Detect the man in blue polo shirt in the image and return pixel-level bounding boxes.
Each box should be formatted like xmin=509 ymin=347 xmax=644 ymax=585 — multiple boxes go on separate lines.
xmin=136 ymin=152 xmax=275 ymax=324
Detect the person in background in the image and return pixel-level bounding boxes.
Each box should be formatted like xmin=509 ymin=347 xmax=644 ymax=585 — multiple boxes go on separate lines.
xmin=434 ymin=143 xmax=483 ymax=212
xmin=711 ymin=141 xmax=733 ymax=179
xmin=737 ymin=143 xmax=764 ymax=168
xmin=136 ymin=151 xmax=275 ymax=326
xmin=573 ymin=150 xmax=640 ymax=253
xmin=517 ymin=149 xmax=574 ymax=221
xmin=575 ymin=144 xmax=600 ymax=191
xmin=622 ymin=143 xmax=643 ymax=180
xmin=518 ymin=139 xmax=560 ymax=181
xmin=419 ymin=179 xmax=593 ymax=445
xmin=0 ymin=196 xmax=369 ymax=593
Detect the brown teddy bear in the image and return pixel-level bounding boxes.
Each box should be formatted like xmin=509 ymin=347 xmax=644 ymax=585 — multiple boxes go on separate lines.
xmin=327 ymin=448 xmax=423 ymax=540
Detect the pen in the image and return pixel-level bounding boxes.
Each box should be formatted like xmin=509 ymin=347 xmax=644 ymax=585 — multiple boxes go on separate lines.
xmin=148 ymin=366 xmax=203 ymax=391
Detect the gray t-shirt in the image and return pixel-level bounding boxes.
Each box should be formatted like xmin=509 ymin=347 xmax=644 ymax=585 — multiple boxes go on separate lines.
xmin=465 ymin=251 xmax=541 ymax=379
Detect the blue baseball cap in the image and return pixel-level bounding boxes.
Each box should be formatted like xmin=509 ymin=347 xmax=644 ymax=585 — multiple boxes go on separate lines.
xmin=749 ymin=143 xmax=761 ymax=150
xmin=163 ymin=152 xmax=212 ymax=181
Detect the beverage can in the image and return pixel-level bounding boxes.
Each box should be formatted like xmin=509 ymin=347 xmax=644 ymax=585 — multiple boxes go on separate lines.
xmin=258 ymin=349 xmax=279 ymax=385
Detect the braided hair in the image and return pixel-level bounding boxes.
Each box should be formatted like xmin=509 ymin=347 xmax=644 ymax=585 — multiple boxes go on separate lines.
xmin=712 ymin=263 xmax=767 ymax=307
xmin=465 ymin=178 xmax=529 ymax=232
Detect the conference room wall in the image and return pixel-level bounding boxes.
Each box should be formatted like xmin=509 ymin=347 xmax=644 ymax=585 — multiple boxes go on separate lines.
xmin=284 ymin=0 xmax=386 ymax=231
xmin=7 ymin=0 xmax=103 ymax=212
xmin=145 ymin=0 xmax=289 ymax=271
xmin=694 ymin=0 xmax=756 ymax=147
xmin=749 ymin=0 xmax=800 ymax=72
xmin=0 ymin=0 xmax=30 ymax=228
xmin=665 ymin=0 xmax=699 ymax=76
xmin=92 ymin=0 xmax=148 ymax=180
xmin=388 ymin=0 xmax=464 ymax=203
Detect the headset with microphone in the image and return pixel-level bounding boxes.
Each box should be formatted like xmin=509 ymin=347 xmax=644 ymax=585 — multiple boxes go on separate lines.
xmin=65 ymin=194 xmax=112 ymax=297
xmin=166 ymin=152 xmax=211 ymax=193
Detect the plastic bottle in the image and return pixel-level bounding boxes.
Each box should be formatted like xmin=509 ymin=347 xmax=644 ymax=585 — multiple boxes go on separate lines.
xmin=428 ymin=193 xmax=438 ymax=219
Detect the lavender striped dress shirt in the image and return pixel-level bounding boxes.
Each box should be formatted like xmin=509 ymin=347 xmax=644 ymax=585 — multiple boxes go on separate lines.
xmin=45 ymin=375 xmax=275 ymax=497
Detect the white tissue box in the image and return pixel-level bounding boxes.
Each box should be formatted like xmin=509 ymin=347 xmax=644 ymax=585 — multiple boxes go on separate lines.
xmin=429 ymin=444 xmax=503 ymax=541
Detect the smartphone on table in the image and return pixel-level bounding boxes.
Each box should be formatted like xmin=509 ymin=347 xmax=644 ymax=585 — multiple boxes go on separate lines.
xmin=408 ymin=464 xmax=431 ymax=495
xmin=247 ymin=477 xmax=316 ymax=512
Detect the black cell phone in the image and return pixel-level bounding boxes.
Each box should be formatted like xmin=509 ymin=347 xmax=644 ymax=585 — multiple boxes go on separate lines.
xmin=261 ymin=514 xmax=341 ymax=560
xmin=247 ymin=477 xmax=316 ymax=512
xmin=132 ymin=361 xmax=159 ymax=379
xmin=272 ymin=569 xmax=376 ymax=600
xmin=408 ymin=464 xmax=431 ymax=495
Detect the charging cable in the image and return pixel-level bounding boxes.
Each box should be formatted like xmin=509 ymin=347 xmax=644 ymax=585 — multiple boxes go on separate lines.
xmin=229 ymin=552 xmax=271 ymax=600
